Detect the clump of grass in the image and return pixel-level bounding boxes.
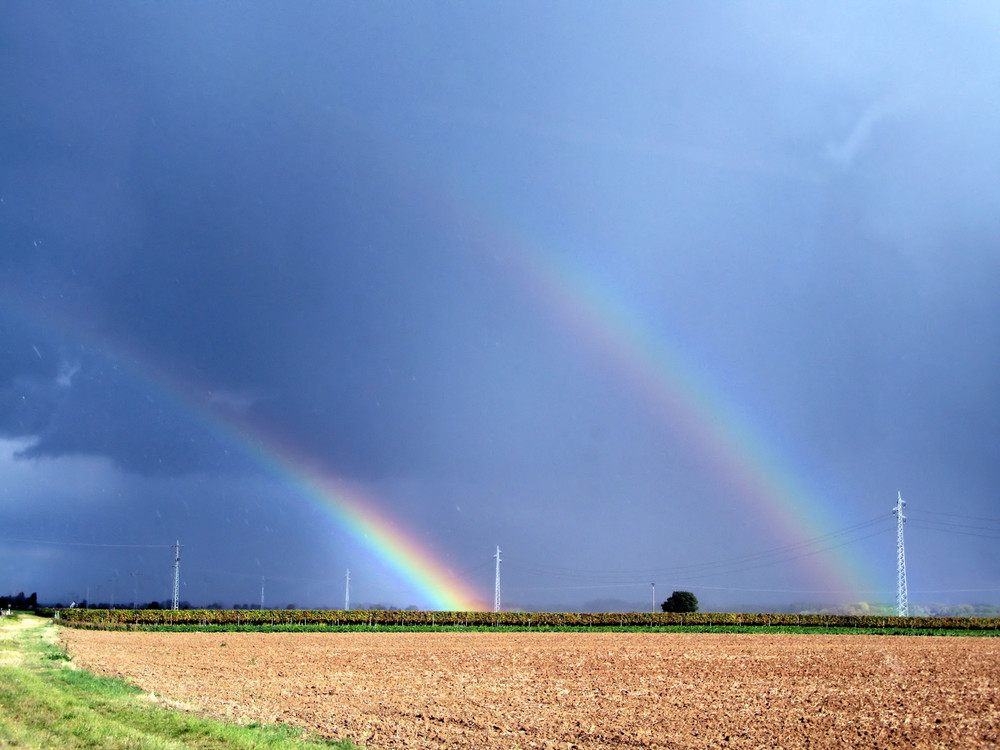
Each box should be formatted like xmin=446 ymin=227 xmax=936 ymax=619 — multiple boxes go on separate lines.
xmin=0 ymin=613 xmax=363 ymax=749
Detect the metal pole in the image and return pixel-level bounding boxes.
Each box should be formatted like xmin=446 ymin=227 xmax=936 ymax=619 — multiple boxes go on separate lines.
xmin=494 ymin=546 xmax=502 ymax=613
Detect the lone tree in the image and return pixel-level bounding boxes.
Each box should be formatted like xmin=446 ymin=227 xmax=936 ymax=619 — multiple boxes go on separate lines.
xmin=661 ymin=591 xmax=698 ymax=613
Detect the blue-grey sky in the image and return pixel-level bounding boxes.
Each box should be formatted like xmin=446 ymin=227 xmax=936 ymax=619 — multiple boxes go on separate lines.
xmin=1 ymin=2 xmax=998 ymax=611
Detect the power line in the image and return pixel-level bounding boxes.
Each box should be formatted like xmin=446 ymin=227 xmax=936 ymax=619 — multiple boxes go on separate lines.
xmin=507 ymin=526 xmax=894 ymax=592
xmin=458 ymin=555 xmax=496 ymax=576
xmin=186 ymin=566 xmax=333 ymax=584
xmin=538 ymin=515 xmax=889 ymax=579
xmin=514 ymin=582 xmax=654 ymax=593
xmin=513 ymin=581 xmax=897 ymax=595
xmin=679 ymin=527 xmax=894 ymax=582
xmin=678 ymin=584 xmax=895 ymax=594
xmin=907 ymin=520 xmax=1000 ymax=540
xmin=507 ymin=514 xmax=893 ymax=585
xmin=0 ymin=537 xmax=172 ymax=548
xmin=910 ymin=518 xmax=1000 ymax=533
xmin=908 ymin=509 xmax=1000 ymax=526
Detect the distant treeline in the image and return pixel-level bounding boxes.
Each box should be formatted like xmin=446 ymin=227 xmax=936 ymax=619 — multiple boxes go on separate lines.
xmin=48 ymin=607 xmax=1000 ymax=632
xmin=791 ymin=602 xmax=1000 ymax=618
xmin=0 ymin=592 xmax=37 ymax=610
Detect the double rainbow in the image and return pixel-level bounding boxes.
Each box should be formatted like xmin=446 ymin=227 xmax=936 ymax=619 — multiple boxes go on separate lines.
xmin=7 ymin=188 xmax=877 ymax=605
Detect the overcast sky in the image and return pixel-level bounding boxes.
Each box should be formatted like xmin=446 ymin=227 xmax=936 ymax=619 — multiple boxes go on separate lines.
xmin=2 ymin=2 xmax=998 ymax=611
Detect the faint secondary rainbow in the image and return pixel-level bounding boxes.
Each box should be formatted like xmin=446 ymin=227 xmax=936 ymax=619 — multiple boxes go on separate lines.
xmin=2 ymin=295 xmax=483 ymax=611
xmin=350 ymin=143 xmax=884 ymax=595
xmin=369 ymin=136 xmax=879 ymax=594
xmin=508 ymin=244 xmax=877 ymax=596
xmin=405 ymin=164 xmax=882 ymax=597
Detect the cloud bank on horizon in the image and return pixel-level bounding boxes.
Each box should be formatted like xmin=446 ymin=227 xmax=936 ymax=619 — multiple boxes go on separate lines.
xmin=1 ymin=2 xmax=997 ymax=610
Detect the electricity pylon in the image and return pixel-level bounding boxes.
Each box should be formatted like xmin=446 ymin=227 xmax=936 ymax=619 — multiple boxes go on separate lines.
xmin=494 ymin=546 xmax=502 ymax=613
xmin=893 ymin=493 xmax=908 ymax=617
xmin=171 ymin=540 xmax=182 ymax=611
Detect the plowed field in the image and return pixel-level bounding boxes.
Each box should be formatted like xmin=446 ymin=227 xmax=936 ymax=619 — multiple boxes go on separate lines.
xmin=60 ymin=629 xmax=999 ymax=749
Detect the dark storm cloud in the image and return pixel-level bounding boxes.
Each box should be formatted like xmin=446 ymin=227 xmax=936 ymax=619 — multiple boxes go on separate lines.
xmin=0 ymin=2 xmax=493 ymax=475
xmin=1 ymin=2 xmax=998 ymax=609
xmin=1 ymin=0 xmax=611 ymax=477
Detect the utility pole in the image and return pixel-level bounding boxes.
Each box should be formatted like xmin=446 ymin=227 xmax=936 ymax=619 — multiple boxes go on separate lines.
xmin=894 ymin=492 xmax=908 ymax=617
xmin=494 ymin=546 xmax=502 ymax=613
xmin=171 ymin=540 xmax=182 ymax=611
xmin=345 ymin=569 xmax=350 ymax=611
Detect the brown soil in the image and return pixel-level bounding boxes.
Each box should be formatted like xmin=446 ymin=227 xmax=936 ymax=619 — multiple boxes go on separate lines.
xmin=60 ymin=629 xmax=999 ymax=749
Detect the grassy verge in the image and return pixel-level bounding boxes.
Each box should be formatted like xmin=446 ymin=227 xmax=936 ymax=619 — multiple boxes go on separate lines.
xmin=68 ymin=622 xmax=1000 ymax=637
xmin=0 ymin=613 xmax=363 ymax=749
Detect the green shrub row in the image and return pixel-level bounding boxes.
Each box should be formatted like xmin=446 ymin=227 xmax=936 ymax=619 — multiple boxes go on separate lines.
xmin=46 ymin=608 xmax=1000 ymax=631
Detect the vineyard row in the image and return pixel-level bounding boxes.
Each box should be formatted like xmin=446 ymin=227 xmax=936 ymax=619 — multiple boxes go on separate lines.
xmin=46 ymin=608 xmax=1000 ymax=631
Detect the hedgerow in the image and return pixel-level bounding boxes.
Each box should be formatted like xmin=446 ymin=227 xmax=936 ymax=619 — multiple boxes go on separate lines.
xmin=47 ymin=608 xmax=1000 ymax=632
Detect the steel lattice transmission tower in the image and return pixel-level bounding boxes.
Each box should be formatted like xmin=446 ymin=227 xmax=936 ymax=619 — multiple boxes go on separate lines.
xmin=893 ymin=493 xmax=908 ymax=617
xmin=494 ymin=546 xmax=502 ymax=613
xmin=171 ymin=540 xmax=182 ymax=611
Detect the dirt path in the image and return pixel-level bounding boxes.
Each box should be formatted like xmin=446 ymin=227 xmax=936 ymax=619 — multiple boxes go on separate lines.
xmin=0 ymin=614 xmax=53 ymax=668
xmin=0 ymin=613 xmax=48 ymax=630
xmin=61 ymin=629 xmax=1000 ymax=749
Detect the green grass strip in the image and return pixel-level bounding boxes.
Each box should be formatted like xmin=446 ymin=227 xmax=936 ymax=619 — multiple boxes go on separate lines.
xmin=0 ymin=614 xmax=362 ymax=749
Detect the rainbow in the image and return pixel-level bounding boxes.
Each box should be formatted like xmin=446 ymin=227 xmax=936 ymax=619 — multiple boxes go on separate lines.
xmin=2 ymin=295 xmax=483 ymax=611
xmin=510 ymin=246 xmax=875 ymax=596
xmin=366 ymin=138 xmax=880 ymax=594
xmin=205 ymin=418 xmax=485 ymax=611
xmin=5 ymin=215 xmax=879 ymax=604
xmin=144 ymin=386 xmax=485 ymax=612
xmin=337 ymin=144 xmax=881 ymax=598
